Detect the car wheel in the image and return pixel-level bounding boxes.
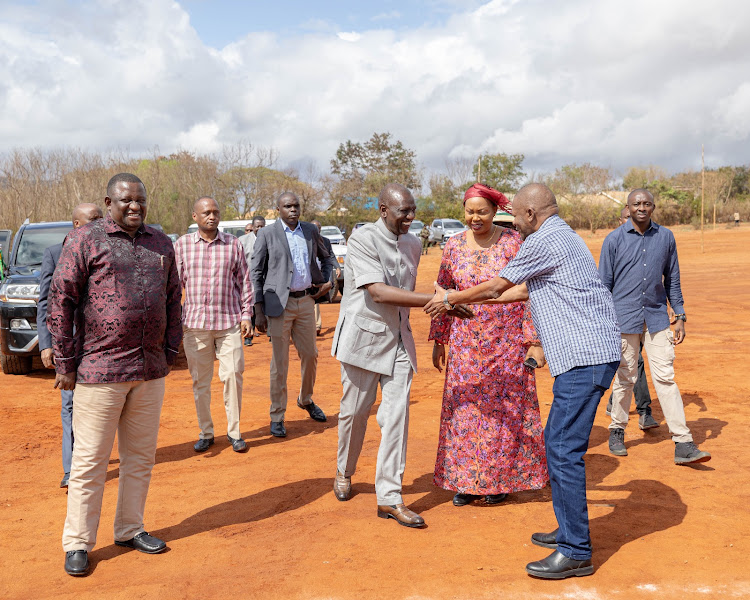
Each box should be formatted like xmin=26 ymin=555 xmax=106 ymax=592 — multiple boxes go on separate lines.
xmin=1 ymin=353 xmax=33 ymax=375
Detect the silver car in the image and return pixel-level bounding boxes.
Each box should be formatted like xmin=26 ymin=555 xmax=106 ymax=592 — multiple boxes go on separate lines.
xmin=430 ymin=218 xmax=466 ymax=246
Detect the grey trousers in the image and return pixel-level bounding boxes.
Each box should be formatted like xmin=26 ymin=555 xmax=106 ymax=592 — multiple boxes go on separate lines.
xmin=337 ymin=343 xmax=412 ymax=505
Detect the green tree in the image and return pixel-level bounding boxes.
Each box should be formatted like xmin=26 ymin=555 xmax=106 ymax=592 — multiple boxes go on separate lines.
xmin=472 ymin=153 xmax=525 ymax=193
xmin=546 ymin=162 xmax=614 ymax=198
xmin=622 ymin=165 xmax=668 ymax=191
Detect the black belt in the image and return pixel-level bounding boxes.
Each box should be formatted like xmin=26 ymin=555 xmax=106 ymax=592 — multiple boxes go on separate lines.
xmin=289 ymin=288 xmax=312 ymax=298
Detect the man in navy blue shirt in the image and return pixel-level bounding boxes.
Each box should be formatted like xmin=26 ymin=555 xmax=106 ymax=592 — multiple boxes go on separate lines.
xmin=599 ymin=189 xmax=710 ymax=465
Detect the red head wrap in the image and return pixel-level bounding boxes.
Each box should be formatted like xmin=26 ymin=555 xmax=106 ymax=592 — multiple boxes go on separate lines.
xmin=463 ymin=183 xmax=511 ymax=213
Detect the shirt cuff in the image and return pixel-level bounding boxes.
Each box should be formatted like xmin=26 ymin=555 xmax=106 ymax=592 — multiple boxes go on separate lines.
xmin=355 ymin=272 xmax=385 ymax=288
xmin=55 ymin=357 xmax=77 ymax=375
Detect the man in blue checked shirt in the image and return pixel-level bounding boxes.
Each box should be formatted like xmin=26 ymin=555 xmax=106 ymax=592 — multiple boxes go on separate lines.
xmin=599 ymin=189 xmax=710 ymax=466
xmin=425 ymin=183 xmax=620 ymax=580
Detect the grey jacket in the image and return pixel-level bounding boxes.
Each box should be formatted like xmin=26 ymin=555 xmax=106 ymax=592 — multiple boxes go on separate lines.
xmin=250 ymin=219 xmax=334 ymax=318
xmin=37 ymin=242 xmax=63 ymax=351
xmin=332 ymin=218 xmax=420 ymax=376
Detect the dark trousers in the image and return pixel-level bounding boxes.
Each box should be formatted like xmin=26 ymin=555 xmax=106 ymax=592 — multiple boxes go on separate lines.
xmin=546 ymin=361 xmax=618 ymax=560
xmin=607 ymin=346 xmax=652 ymax=415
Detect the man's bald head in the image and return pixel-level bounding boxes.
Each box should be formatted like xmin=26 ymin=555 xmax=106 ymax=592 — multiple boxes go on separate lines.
xmin=627 ymin=188 xmax=653 ymax=204
xmin=71 ymin=203 xmax=103 ymax=228
xmin=512 ymin=183 xmax=559 ymax=240
xmin=379 ymin=183 xmax=416 ymax=236
xmin=193 ymin=196 xmax=218 ymax=212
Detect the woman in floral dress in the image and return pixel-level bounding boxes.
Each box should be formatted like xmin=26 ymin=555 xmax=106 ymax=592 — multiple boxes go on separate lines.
xmin=430 ymin=184 xmax=549 ymax=506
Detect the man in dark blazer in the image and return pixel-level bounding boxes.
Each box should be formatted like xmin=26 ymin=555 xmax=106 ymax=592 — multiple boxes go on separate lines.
xmin=37 ymin=203 xmax=103 ymax=488
xmin=251 ymin=192 xmax=336 ymax=437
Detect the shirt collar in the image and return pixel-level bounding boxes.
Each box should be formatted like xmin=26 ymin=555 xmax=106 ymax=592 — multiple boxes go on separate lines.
xmin=192 ymin=229 xmax=230 ymax=244
xmin=624 ymin=219 xmax=659 ymax=234
xmin=375 ymin=217 xmax=398 ymax=241
xmin=103 ymin=213 xmax=149 ymax=236
xmin=281 ymin=219 xmax=302 ymax=233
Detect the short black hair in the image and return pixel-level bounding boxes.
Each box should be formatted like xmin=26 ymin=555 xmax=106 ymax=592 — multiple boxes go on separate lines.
xmin=107 ymin=173 xmax=144 ymax=197
xmin=252 ymin=215 xmax=266 ymax=225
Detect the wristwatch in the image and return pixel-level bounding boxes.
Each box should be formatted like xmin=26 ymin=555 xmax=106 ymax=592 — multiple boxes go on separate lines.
xmin=443 ymin=291 xmax=454 ymax=310
xmin=674 ymin=313 xmax=687 ymax=322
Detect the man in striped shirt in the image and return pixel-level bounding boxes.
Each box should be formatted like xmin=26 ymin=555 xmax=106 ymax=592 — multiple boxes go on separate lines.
xmin=175 ymin=197 xmax=254 ymax=453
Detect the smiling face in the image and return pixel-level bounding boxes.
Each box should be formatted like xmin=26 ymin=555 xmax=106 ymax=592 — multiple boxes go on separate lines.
xmin=381 ymin=188 xmax=416 ymax=236
xmin=627 ymin=190 xmax=655 ymax=228
xmin=105 ymin=181 xmax=147 ymax=235
xmin=464 ymin=196 xmax=495 ymax=236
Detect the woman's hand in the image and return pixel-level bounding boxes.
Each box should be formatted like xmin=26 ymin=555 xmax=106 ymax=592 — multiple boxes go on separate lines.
xmin=432 ymin=342 xmax=446 ymax=372
xmin=524 ymin=344 xmax=546 ymax=369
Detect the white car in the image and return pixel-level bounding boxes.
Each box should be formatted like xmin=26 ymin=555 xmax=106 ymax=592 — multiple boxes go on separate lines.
xmin=320 ymin=225 xmax=346 ymax=245
xmin=430 ymin=218 xmax=467 ymax=246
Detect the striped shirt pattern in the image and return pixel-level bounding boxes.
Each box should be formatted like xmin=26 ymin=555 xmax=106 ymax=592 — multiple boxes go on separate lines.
xmin=175 ymin=230 xmax=253 ymax=330
xmin=500 ymin=215 xmax=621 ymax=377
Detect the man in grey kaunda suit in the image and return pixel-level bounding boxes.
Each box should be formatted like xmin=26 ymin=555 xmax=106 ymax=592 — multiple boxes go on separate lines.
xmin=331 ymin=183 xmax=472 ymax=528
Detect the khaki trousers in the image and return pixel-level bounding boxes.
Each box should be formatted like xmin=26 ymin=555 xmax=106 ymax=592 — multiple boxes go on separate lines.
xmin=62 ymin=378 xmax=165 ymax=552
xmin=183 ymin=324 xmax=244 ymax=440
xmin=337 ymin=342 xmax=413 ymax=505
xmin=609 ymin=325 xmax=692 ymax=442
xmin=268 ymin=295 xmax=318 ymax=422
xmin=314 ymin=303 xmax=322 ymax=332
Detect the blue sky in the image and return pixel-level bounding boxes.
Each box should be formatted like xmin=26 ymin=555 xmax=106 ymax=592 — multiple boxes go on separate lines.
xmin=181 ymin=1 xmax=483 ymax=47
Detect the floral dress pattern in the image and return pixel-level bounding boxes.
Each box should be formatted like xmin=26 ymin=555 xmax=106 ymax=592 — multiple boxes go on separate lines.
xmin=429 ymin=228 xmax=549 ymax=494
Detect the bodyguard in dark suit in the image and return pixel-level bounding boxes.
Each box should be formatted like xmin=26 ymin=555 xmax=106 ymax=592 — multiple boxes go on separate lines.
xmin=37 ymin=203 xmax=102 ymax=488
xmin=250 ymin=192 xmax=336 ymax=437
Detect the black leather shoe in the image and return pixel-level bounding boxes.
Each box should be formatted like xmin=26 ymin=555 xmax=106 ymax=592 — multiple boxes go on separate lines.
xmin=452 ymin=493 xmax=480 ymax=506
xmin=115 ymin=531 xmax=167 ymax=554
xmin=64 ymin=550 xmax=89 ymax=576
xmin=526 ymin=550 xmax=593 ymax=579
xmin=298 ymin=400 xmax=327 ymax=422
xmin=485 ymin=493 xmax=508 ymax=505
xmin=60 ymin=473 xmax=70 ymax=488
xmin=193 ymin=437 xmax=214 ymax=452
xmin=227 ymin=435 xmax=247 ymax=452
xmin=531 ymin=528 xmax=559 ymax=549
xmin=270 ymin=421 xmax=287 ymax=437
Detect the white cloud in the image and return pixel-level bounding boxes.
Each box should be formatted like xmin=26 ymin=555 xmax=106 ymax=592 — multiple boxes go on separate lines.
xmin=1 ymin=0 xmax=749 ymax=179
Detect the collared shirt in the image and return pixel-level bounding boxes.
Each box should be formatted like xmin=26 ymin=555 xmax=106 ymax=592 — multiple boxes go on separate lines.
xmin=175 ymin=230 xmax=253 ymax=330
xmin=500 ymin=215 xmax=621 ymax=377
xmin=598 ymin=219 xmax=684 ymax=335
xmin=48 ymin=215 xmax=182 ymax=383
xmin=283 ymin=220 xmax=311 ymax=291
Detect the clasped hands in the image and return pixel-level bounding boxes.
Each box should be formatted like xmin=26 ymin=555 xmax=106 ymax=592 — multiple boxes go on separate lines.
xmin=424 ymin=283 xmax=473 ymax=319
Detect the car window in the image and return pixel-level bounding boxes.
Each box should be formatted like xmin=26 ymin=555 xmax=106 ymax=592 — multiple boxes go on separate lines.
xmin=443 ymin=220 xmax=464 ymax=228
xmin=408 ymin=221 xmax=424 ymax=231
xmin=14 ymin=226 xmax=72 ymax=267
xmin=433 ymin=220 xmax=442 ymax=227
xmin=321 ymin=227 xmax=342 ymax=236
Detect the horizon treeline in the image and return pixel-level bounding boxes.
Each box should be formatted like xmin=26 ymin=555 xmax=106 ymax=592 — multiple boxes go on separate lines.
xmin=1 ymin=134 xmax=748 ymax=235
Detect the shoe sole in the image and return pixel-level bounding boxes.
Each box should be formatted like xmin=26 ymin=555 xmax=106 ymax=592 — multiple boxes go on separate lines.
xmin=271 ymin=431 xmax=287 ymax=438
xmin=609 ymin=448 xmax=628 ymax=456
xmin=484 ymin=495 xmax=508 ymax=505
xmin=675 ymin=454 xmax=711 ymax=465
xmin=526 ymin=565 xmax=594 ymax=579
xmin=531 ymin=538 xmax=558 ymax=550
xmin=639 ymin=422 xmax=660 ymax=430
xmin=377 ymin=511 xmax=425 ymax=528
xmin=114 ymin=541 xmax=167 ymax=554
xmin=65 ymin=568 xmax=90 ymax=577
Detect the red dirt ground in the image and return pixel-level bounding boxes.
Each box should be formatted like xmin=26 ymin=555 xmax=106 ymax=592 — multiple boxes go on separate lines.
xmin=1 ymin=225 xmax=748 ymax=599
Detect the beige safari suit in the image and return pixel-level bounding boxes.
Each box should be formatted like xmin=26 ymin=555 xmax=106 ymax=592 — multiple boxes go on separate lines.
xmin=331 ymin=218 xmax=420 ymax=505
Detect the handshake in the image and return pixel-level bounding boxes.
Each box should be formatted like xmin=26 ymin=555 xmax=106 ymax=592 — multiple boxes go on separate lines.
xmin=424 ymin=283 xmax=473 ymax=319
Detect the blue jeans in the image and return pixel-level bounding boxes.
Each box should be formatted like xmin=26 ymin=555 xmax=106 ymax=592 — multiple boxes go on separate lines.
xmin=546 ymin=361 xmax=618 ymax=560
xmin=61 ymin=389 xmax=74 ymax=475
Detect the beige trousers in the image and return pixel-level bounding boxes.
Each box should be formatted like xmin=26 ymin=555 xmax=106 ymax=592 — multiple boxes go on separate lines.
xmin=337 ymin=342 xmax=413 ymax=505
xmin=183 ymin=324 xmax=244 ymax=440
xmin=268 ymin=295 xmax=318 ymax=422
xmin=314 ymin=303 xmax=322 ymax=332
xmin=609 ymin=325 xmax=692 ymax=442
xmin=62 ymin=378 xmax=165 ymax=552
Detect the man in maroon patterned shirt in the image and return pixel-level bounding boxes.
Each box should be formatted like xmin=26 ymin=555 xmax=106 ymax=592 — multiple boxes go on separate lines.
xmin=174 ymin=196 xmax=253 ymax=454
xmin=48 ymin=173 xmax=182 ymax=577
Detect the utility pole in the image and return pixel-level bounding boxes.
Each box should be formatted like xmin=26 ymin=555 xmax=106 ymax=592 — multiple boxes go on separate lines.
xmin=701 ymin=145 xmax=705 ymax=253
xmin=477 ymin=155 xmax=481 ymax=183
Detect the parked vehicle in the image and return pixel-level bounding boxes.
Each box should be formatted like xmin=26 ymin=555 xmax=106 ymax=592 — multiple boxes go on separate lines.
xmin=407 ymin=220 xmax=425 ymax=239
xmin=320 ymin=225 xmax=346 ymax=245
xmin=0 ymin=221 xmax=73 ymax=374
xmin=429 ymin=218 xmax=466 ymax=246
xmin=0 ymin=229 xmax=11 ymax=271
xmin=167 ymin=233 xmax=180 ymax=244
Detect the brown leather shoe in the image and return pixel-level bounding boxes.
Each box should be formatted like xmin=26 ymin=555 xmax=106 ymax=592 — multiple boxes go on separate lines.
xmin=333 ymin=471 xmax=351 ymax=501
xmin=377 ymin=503 xmax=425 ymax=528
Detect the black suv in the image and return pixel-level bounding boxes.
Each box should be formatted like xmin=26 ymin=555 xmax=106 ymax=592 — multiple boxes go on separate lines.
xmin=0 ymin=221 xmax=72 ymax=374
